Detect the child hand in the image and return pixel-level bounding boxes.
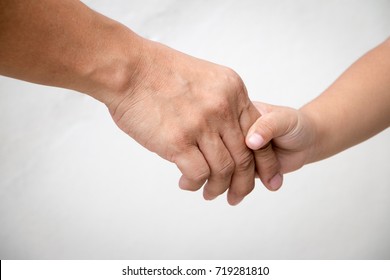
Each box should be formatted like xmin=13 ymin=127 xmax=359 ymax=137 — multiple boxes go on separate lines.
xmin=246 ymin=102 xmax=317 ymax=191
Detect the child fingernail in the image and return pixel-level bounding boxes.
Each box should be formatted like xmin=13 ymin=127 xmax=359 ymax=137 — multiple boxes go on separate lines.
xmin=248 ymin=133 xmax=264 ymax=149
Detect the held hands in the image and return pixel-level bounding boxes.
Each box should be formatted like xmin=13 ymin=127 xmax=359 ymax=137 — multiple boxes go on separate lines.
xmin=108 ymin=39 xmax=263 ymax=205
xmin=107 ymin=39 xmax=315 ymax=204
xmin=2 ymin=0 xmax=386 ymax=205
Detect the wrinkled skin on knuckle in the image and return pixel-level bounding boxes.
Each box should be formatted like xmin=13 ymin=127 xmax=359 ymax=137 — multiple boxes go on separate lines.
xmin=215 ymin=158 xmax=235 ymax=178
xmin=255 ymin=144 xmax=280 ymax=175
xmin=235 ymin=149 xmax=255 ymax=173
xmin=193 ymin=168 xmax=210 ymax=183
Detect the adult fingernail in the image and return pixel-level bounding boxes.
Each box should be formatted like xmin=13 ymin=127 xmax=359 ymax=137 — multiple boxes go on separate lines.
xmin=247 ymin=133 xmax=264 ymax=150
xmin=178 ymin=176 xmax=189 ymax=190
xmin=204 ymin=193 xmax=218 ymax=201
xmin=229 ymin=196 xmax=244 ymax=206
xmin=203 ymin=189 xmax=218 ymax=200
xmin=269 ymin=173 xmax=283 ymax=191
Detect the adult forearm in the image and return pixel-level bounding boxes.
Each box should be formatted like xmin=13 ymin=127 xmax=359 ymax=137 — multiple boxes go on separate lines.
xmin=0 ymin=0 xmax=142 ymax=104
xmin=301 ymin=38 xmax=390 ymax=163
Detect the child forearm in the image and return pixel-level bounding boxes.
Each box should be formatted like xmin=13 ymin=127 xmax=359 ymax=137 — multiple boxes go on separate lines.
xmin=301 ymin=38 xmax=390 ymax=164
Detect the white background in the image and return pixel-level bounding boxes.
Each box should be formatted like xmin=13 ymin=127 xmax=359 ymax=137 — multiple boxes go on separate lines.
xmin=0 ymin=0 xmax=389 ymax=259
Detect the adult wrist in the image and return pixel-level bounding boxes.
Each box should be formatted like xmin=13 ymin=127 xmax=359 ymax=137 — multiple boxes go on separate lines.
xmin=76 ymin=23 xmax=146 ymax=107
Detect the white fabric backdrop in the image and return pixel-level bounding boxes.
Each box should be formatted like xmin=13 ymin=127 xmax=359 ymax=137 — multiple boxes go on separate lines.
xmin=0 ymin=0 xmax=389 ymax=259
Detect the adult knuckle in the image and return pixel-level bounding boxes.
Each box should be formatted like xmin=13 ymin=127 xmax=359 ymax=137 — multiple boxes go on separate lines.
xmin=256 ymin=143 xmax=275 ymax=160
xmin=201 ymin=94 xmax=233 ymax=122
xmin=189 ymin=114 xmax=206 ymax=130
xmin=217 ymin=95 xmax=231 ymax=110
xmin=263 ymin=158 xmax=280 ymax=174
xmin=215 ymin=97 xmax=232 ymax=120
xmin=255 ymin=146 xmax=280 ymax=173
xmin=224 ymin=67 xmax=241 ymax=83
xmin=190 ymin=167 xmax=210 ymax=183
xmin=215 ymin=159 xmax=235 ymax=178
xmin=224 ymin=67 xmax=246 ymax=93
xmin=166 ymin=129 xmax=187 ymax=148
xmin=235 ymin=150 xmax=254 ymax=172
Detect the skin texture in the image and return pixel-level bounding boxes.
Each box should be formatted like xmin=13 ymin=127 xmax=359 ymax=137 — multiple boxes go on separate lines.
xmin=0 ymin=0 xmax=281 ymax=205
xmin=246 ymin=38 xmax=390 ymax=190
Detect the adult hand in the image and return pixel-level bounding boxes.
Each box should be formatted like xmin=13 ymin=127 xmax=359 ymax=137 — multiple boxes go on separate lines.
xmin=109 ymin=39 xmax=260 ymax=205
